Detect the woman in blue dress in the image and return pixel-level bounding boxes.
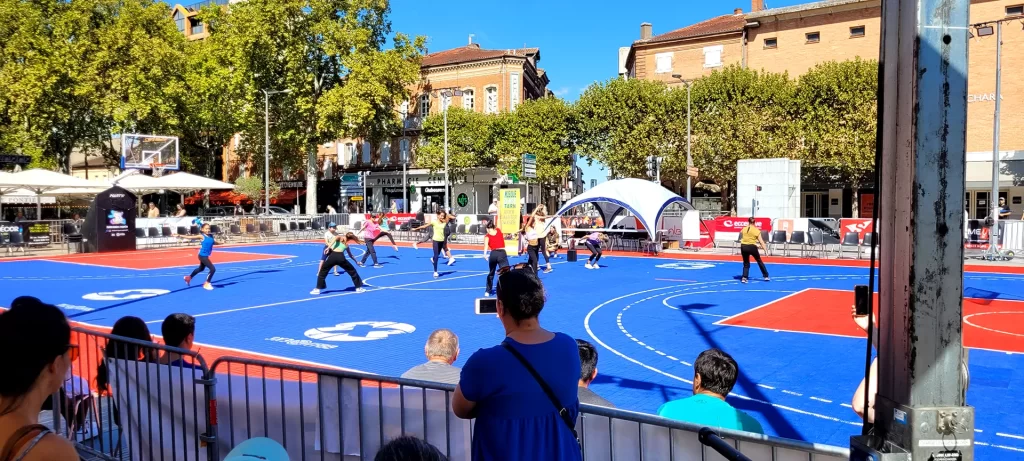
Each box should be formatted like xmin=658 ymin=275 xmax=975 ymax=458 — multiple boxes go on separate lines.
xmin=452 ymin=266 xmax=582 ymax=461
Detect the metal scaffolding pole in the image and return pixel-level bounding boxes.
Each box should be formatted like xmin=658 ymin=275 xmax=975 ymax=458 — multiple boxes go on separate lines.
xmin=854 ymin=0 xmax=974 ymax=459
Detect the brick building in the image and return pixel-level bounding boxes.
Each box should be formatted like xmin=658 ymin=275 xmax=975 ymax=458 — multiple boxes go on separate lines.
xmin=625 ymin=0 xmax=1024 ymax=219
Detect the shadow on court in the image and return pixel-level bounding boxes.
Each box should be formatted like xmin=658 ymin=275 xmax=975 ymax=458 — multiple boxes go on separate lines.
xmin=68 ymin=269 xmax=283 ymax=319
xmin=593 ymin=373 xmax=690 ymax=403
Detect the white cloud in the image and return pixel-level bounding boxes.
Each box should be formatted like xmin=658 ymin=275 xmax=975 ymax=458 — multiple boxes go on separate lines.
xmin=551 ymin=87 xmax=570 ymax=97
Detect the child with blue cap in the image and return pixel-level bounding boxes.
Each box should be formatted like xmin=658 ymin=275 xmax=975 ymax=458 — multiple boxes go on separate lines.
xmin=224 ymin=437 xmax=289 ymax=461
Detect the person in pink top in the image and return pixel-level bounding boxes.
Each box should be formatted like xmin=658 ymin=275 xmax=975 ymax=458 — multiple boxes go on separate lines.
xmin=358 ymin=218 xmax=383 ymax=268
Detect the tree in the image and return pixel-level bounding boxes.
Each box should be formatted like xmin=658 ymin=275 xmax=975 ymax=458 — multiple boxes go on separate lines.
xmin=416 ymin=107 xmax=494 ymax=180
xmin=212 ymin=0 xmax=423 ymax=213
xmin=0 ymin=0 xmax=185 ymax=171
xmin=574 ymin=78 xmax=680 ymax=180
xmin=492 ymin=97 xmax=575 ymax=209
xmin=686 ymin=65 xmax=799 ymax=211
xmin=795 ymin=58 xmax=877 ymax=217
xmin=233 ymin=175 xmax=281 ymax=210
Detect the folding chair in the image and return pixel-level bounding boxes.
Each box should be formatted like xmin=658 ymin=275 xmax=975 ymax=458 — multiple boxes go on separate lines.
xmin=807 ymin=229 xmax=827 ymax=259
xmin=768 ymin=231 xmax=788 ymax=255
xmin=64 ymin=223 xmax=85 ymax=254
xmin=838 ymin=232 xmax=861 ymax=259
xmin=6 ymin=232 xmax=26 ymax=255
xmin=787 ymin=230 xmax=807 ymax=257
xmin=860 ymin=232 xmax=877 ymax=260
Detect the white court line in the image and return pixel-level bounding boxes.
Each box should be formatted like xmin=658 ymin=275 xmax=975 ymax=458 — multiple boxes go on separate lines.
xmin=145 ymin=271 xmax=488 ymax=324
xmin=810 ymin=397 xmax=833 ymax=403
xmin=583 ymin=284 xmax=867 ymax=427
xmin=998 ymin=433 xmax=1024 ymax=441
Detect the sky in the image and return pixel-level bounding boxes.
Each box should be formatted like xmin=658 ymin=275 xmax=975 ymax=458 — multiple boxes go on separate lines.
xmin=388 ymin=0 xmax=807 ymax=188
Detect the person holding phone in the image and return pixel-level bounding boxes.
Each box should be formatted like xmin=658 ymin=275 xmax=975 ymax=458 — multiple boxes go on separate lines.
xmin=483 ymin=222 xmax=510 ymax=296
xmin=738 ymin=217 xmax=770 ymax=284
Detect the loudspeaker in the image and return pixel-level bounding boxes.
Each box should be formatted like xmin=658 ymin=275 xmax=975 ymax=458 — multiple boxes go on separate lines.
xmin=567 ymin=249 xmax=578 ymax=262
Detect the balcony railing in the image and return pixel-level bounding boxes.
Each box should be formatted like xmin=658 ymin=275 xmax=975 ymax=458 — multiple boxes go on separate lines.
xmin=403 ymin=116 xmax=423 ymax=131
xmin=183 ymin=0 xmax=227 ymax=11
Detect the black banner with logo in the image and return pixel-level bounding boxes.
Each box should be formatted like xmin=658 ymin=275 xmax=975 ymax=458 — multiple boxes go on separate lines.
xmin=82 ymin=186 xmax=138 ymax=253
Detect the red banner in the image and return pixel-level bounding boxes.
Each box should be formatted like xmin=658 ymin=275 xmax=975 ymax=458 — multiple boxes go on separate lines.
xmin=839 ymin=218 xmax=874 ymax=239
xmin=709 ymin=217 xmax=772 ymax=233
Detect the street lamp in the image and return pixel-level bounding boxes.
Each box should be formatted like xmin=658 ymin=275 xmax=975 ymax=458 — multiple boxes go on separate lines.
xmin=438 ymin=89 xmax=463 ymax=212
xmin=671 ymin=74 xmax=693 ymax=201
xmin=263 ymin=88 xmax=292 ymax=214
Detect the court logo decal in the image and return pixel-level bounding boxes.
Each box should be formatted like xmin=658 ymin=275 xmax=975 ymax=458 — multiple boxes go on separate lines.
xmin=304 ymin=321 xmax=416 ymax=342
xmin=655 ymin=262 xmax=716 ymax=270
xmin=57 ymin=303 xmax=94 ymax=312
xmin=83 ymin=289 xmax=170 ymax=301
xmin=452 ymin=253 xmax=486 ymax=259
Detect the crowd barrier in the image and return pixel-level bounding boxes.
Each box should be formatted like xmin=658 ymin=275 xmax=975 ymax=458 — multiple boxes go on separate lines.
xmin=57 ymin=327 xmax=850 ymax=461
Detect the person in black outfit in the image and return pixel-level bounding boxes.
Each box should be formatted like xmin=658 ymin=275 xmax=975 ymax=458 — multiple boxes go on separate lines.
xmin=483 ymin=222 xmax=510 ymax=296
xmin=738 ymin=217 xmax=770 ymax=283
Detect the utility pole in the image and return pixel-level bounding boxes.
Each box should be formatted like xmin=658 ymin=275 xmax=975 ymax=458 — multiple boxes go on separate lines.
xmin=853 ymin=0 xmax=974 ymax=459
xmin=672 ymin=75 xmax=693 ymax=201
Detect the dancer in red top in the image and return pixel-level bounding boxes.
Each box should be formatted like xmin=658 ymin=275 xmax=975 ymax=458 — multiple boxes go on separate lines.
xmin=483 ymin=222 xmax=510 ymax=296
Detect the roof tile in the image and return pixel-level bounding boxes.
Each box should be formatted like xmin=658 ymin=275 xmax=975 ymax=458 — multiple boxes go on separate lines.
xmin=421 ymin=45 xmax=536 ymax=67
xmin=637 ymin=14 xmax=746 ymax=45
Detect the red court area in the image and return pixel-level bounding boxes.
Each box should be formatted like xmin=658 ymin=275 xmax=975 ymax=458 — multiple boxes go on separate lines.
xmin=42 ymin=248 xmax=289 ymax=270
xmin=719 ymin=289 xmax=1024 ymax=353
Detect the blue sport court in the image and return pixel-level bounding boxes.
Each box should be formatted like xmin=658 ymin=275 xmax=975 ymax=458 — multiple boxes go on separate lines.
xmin=1 ymin=241 xmax=1021 ymax=458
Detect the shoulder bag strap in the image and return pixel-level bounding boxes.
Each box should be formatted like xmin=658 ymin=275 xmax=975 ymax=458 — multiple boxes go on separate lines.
xmin=0 ymin=425 xmax=49 ymax=461
xmin=501 ymin=341 xmax=579 ymax=439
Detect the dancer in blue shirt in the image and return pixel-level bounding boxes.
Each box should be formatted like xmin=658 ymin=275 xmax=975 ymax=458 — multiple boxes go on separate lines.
xmin=183 ymin=223 xmax=218 ymax=290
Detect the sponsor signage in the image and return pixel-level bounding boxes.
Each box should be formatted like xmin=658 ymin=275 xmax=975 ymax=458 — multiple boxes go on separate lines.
xmin=83 ymin=186 xmax=137 ymax=252
xmin=1 ymin=196 xmax=56 ymax=204
xmin=839 ymin=218 xmax=874 ymax=240
xmin=279 ymin=181 xmax=305 ymax=188
xmin=26 ymin=222 xmax=50 ymax=245
xmin=522 ymin=153 xmax=537 ymax=179
xmin=0 ymin=222 xmax=21 ymax=234
xmin=0 ymin=154 xmax=30 ymax=165
xmin=710 ymin=217 xmax=772 ymax=233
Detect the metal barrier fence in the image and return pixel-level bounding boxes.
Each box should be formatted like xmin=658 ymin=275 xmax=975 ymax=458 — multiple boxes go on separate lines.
xmin=55 ymin=326 xmax=216 ymax=461
xmin=61 ymin=329 xmax=851 ymax=461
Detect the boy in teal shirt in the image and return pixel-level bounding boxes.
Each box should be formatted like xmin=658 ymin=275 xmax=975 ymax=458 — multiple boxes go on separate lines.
xmin=657 ymin=348 xmax=764 ymax=434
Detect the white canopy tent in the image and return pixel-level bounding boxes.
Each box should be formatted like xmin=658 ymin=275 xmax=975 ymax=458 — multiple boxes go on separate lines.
xmin=545 ymin=178 xmax=694 ymax=240
xmin=153 ymin=172 xmax=234 ymax=192
xmin=111 ymin=173 xmax=163 ymax=193
xmin=0 ymin=169 xmax=99 ymax=218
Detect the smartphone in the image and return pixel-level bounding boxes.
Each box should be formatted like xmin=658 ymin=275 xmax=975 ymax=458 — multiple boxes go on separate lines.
xmin=854 ymin=285 xmax=870 ymax=316
xmin=475 ymin=298 xmax=498 ymax=315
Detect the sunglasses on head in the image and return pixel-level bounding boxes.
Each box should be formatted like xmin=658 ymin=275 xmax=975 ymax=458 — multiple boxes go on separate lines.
xmin=496 ymin=263 xmax=534 ymax=292
xmin=65 ymin=344 xmax=80 ymax=362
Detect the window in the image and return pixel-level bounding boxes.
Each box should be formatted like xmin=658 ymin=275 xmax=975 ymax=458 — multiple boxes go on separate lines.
xmin=655 ymin=52 xmax=673 ymax=73
xmin=361 ymin=142 xmax=371 ymax=164
xmin=190 ymin=18 xmax=203 ymax=35
xmin=400 ymin=139 xmax=410 ymax=163
xmin=850 ymin=26 xmax=865 ymax=37
xmin=764 ymin=38 xmax=778 ymax=49
xmin=419 ymin=94 xmax=430 ymax=117
xmin=345 ymin=143 xmax=356 ymax=165
xmin=173 ymin=11 xmax=185 ymax=32
xmin=380 ymin=141 xmax=391 ymax=164
xmin=462 ymin=89 xmax=475 ymax=111
xmin=1008 ymin=5 xmax=1024 ymax=16
xmin=510 ymin=73 xmax=520 ymax=110
xmin=806 ymin=32 xmax=820 ymax=43
xmin=485 ymin=86 xmax=498 ymax=114
xmin=702 ymin=45 xmax=723 ymax=68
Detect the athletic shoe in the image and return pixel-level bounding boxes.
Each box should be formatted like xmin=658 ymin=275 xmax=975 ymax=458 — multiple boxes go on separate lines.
xmin=310 ymin=288 xmax=321 ymax=295
xmin=184 ymin=275 xmax=192 ymax=286
xmin=584 ymin=263 xmax=593 ymax=269
xmin=764 ymin=277 xmax=771 ymax=282
xmin=357 ymin=263 xmax=365 ymax=267
xmin=203 ymin=283 xmax=213 ymax=291
xmin=544 ymin=265 xmax=553 ymax=273
xmin=413 ymin=242 xmax=419 ymax=250
xmin=592 ymin=265 xmax=600 ymax=270
xmin=433 ymin=272 xmax=439 ymax=278
xmin=430 ymin=257 xmax=434 ymax=264
xmin=484 ymin=290 xmax=491 ymax=296
xmin=447 ymin=258 xmax=455 ymax=266
xmin=334 ymin=271 xmax=340 ymax=276
xmin=741 ymin=278 xmax=748 ymax=284
xmin=373 ymin=264 xmax=383 ymax=268
xmin=393 ymin=246 xmax=399 ymax=251
xmin=355 ymin=287 xmax=366 ymax=293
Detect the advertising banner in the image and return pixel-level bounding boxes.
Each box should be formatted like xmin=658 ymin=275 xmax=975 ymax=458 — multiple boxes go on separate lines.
xmin=26 ymin=222 xmax=51 ymax=245
xmin=838 ymin=218 xmax=874 ymax=240
xmin=498 ymin=189 xmax=521 ymax=252
xmin=83 ymin=186 xmax=138 ymax=253
xmin=709 ymin=217 xmax=772 ymax=242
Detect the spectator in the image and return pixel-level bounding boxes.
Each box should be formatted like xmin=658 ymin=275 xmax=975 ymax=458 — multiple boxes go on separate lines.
xmin=375 ymin=436 xmax=448 ymax=461
xmin=160 ymin=313 xmax=198 ymax=368
xmin=0 ymin=296 xmax=80 ymax=460
xmin=97 ymin=316 xmax=157 ymax=393
xmin=224 ymin=437 xmax=289 ymax=461
xmin=147 ymin=202 xmax=159 ymax=218
xmin=999 ymin=197 xmax=1011 ymax=219
xmin=14 ymin=211 xmax=25 ymax=222
xmin=401 ymin=329 xmax=461 ymax=385
xmin=850 ymin=305 xmax=878 ymax=423
xmin=326 ymin=204 xmax=336 ymax=214
xmin=174 ymin=204 xmax=187 ymax=217
xmin=576 ymin=339 xmax=614 ymax=408
xmin=657 ymin=349 xmax=764 ymax=434
xmin=487 ymin=199 xmax=498 ymax=215
xmin=452 ymin=267 xmax=582 ymax=460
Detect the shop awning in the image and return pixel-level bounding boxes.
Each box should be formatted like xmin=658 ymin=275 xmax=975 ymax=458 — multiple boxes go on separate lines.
xmin=184 ymin=189 xmax=306 ymax=206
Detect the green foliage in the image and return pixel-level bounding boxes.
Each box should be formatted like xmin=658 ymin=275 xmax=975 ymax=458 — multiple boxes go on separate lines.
xmin=492 ymin=97 xmax=575 ymax=187
xmin=233 ymin=174 xmax=280 ymax=207
xmin=686 ymin=65 xmax=799 ymax=207
xmin=416 ymin=107 xmax=494 ymax=180
xmin=794 ymin=58 xmax=877 ymax=214
xmin=574 ymin=78 xmax=681 ymax=179
xmin=212 ymin=0 xmax=424 ymax=210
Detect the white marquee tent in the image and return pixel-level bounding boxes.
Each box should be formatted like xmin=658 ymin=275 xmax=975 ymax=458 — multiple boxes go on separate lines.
xmin=0 ymin=169 xmax=99 ymax=218
xmin=153 ymin=172 xmax=234 ymax=192
xmin=545 ymin=178 xmax=694 ymax=240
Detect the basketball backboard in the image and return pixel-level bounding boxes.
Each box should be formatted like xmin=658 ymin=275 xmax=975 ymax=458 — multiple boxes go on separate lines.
xmin=120 ymin=134 xmax=180 ymax=171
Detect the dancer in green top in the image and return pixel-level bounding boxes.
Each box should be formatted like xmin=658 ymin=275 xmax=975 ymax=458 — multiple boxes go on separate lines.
xmin=311 ymin=222 xmax=364 ymax=295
